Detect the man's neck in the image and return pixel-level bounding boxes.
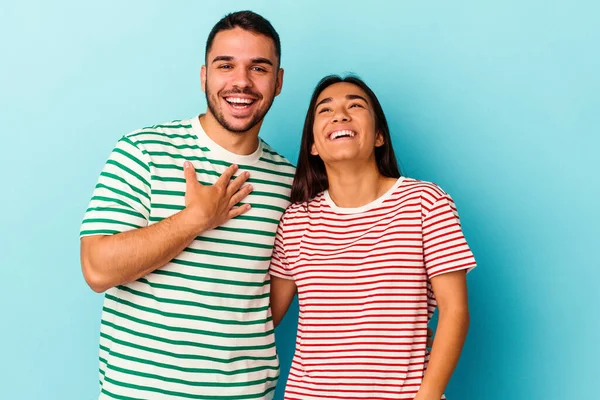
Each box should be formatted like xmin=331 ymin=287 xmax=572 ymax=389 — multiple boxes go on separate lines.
xmin=325 ymin=161 xmax=398 ymax=208
xmin=199 ymin=113 xmax=261 ymax=155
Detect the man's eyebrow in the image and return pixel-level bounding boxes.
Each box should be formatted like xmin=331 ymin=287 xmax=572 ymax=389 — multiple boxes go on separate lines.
xmin=251 ymin=57 xmax=273 ymax=66
xmin=211 ymin=56 xmax=274 ymax=66
xmin=212 ymin=56 xmax=233 ymax=63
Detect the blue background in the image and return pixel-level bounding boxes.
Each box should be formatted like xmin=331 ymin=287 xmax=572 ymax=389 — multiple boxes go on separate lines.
xmin=1 ymin=0 xmax=598 ymax=399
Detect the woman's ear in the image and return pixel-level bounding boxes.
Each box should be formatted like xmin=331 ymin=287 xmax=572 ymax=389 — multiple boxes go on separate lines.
xmin=310 ymin=143 xmax=319 ymax=156
xmin=375 ymin=131 xmax=385 ymax=147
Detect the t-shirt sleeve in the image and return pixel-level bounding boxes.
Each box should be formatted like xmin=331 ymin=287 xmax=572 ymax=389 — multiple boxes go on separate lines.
xmin=269 ymin=215 xmax=294 ymax=280
xmin=80 ymin=136 xmax=151 ymax=237
xmin=422 ymin=192 xmax=477 ymax=279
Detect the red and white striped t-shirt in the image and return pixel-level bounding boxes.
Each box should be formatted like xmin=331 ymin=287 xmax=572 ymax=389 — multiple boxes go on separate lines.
xmin=270 ymin=177 xmax=476 ymax=400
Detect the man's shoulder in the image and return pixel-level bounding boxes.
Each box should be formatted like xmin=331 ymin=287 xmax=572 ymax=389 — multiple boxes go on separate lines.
xmin=258 ymin=139 xmax=296 ymax=172
xmin=122 ymin=118 xmax=195 ymax=146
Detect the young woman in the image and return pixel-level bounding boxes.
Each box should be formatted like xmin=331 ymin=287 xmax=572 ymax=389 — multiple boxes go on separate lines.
xmin=270 ymin=75 xmax=476 ymax=399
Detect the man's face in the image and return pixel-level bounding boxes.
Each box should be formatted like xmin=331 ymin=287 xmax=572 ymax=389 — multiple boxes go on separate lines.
xmin=201 ymin=27 xmax=283 ymax=133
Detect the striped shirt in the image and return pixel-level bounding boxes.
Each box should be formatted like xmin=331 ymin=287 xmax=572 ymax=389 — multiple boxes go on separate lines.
xmin=269 ymin=177 xmax=476 ymax=399
xmin=80 ymin=116 xmax=295 ymax=400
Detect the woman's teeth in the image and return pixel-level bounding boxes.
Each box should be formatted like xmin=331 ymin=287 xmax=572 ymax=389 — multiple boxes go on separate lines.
xmin=329 ymin=130 xmax=356 ymax=140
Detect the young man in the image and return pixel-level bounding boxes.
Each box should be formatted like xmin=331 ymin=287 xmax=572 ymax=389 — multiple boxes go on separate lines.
xmin=80 ymin=11 xmax=293 ymax=400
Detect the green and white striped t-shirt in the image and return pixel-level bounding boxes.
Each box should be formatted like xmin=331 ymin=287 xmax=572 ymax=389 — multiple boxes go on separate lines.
xmin=80 ymin=116 xmax=295 ymax=400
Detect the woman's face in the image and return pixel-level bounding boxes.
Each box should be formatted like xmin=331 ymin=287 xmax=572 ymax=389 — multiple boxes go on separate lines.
xmin=311 ymin=82 xmax=384 ymax=165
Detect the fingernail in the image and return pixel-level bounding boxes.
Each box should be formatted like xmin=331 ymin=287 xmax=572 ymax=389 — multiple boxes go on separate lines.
xmin=248 ymin=185 xmax=253 ymax=192
xmin=184 ymin=161 xmax=191 ymax=169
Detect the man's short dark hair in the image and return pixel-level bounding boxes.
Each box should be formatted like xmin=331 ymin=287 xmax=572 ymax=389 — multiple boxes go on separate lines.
xmin=205 ymin=11 xmax=281 ymax=67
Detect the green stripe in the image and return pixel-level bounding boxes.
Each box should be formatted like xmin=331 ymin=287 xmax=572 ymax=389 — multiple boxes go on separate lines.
xmin=259 ymin=156 xmax=295 ymax=167
xmin=82 ymin=218 xmax=142 ymax=229
xmin=248 ymin=190 xmax=290 ymax=201
xmin=103 ymin=375 xmax=276 ymax=399
xmin=115 ymin=139 xmax=150 ymax=173
xmin=151 ymin=203 xmax=285 ymax=225
xmin=95 ymin=183 xmax=150 ymax=214
xmin=99 ymin=344 xmax=277 ymax=375
xmin=141 ymin=123 xmax=192 ymax=129
xmin=146 ymin=151 xmax=294 ymax=178
xmin=100 ymin=332 xmax=276 ymax=364
xmin=101 ymin=319 xmax=275 ymax=351
xmin=106 ymin=364 xmax=277 ymax=388
xmin=104 ymin=295 xmax=271 ymax=328
xmin=214 ymin=226 xmax=276 ymax=238
xmin=128 ymin=131 xmax=196 ymax=140
xmin=139 ymin=139 xmax=203 ymax=150
xmin=85 ymin=206 xmax=146 ymax=220
xmin=170 ymin=257 xmax=268 ymax=275
xmin=151 ymin=188 xmax=289 ymax=203
xmin=101 ymin=388 xmax=145 ymax=400
xmin=137 ymin=277 xmax=269 ymax=300
xmin=193 ymin=235 xmax=274 ymax=250
xmin=152 ymin=268 xmax=269 ymax=286
xmin=100 ymin=171 xmax=151 ymax=201
xmin=106 ymin=159 xmax=151 ymax=188
xmin=181 ymin=246 xmax=271 ymax=262
xmin=149 ymin=216 xmax=278 ymax=230
xmin=240 ymin=202 xmax=285 ymax=213
xmin=90 ymin=195 xmax=135 ymax=210
xmin=235 ymin=214 xmax=281 ymax=225
xmin=117 ymin=284 xmax=268 ymax=313
xmin=81 ymin=229 xmax=120 ymax=235
xmin=148 ymin=164 xmax=292 ymax=189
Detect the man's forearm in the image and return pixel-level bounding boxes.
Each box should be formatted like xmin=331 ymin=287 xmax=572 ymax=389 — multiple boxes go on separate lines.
xmin=81 ymin=207 xmax=203 ymax=292
xmin=415 ymin=307 xmax=470 ymax=400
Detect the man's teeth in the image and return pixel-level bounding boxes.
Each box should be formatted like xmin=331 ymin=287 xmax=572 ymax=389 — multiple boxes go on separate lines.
xmin=226 ymin=97 xmax=254 ymax=104
xmin=329 ymin=130 xmax=356 ymax=140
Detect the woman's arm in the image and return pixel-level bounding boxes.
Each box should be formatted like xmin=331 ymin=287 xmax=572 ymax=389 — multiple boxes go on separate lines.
xmin=415 ymin=270 xmax=470 ymax=400
xmin=270 ymin=275 xmax=297 ymax=327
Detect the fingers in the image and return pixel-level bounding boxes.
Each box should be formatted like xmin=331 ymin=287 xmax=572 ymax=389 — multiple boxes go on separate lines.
xmin=229 ymin=184 xmax=253 ymax=208
xmin=228 ymin=204 xmax=251 ymax=220
xmin=226 ymin=170 xmax=251 ymax=197
xmin=216 ymin=164 xmax=239 ymax=187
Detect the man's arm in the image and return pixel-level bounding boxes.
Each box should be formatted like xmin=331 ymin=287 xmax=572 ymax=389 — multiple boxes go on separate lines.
xmin=414 ymin=270 xmax=470 ymax=400
xmin=81 ymin=161 xmax=252 ymax=293
xmin=270 ymin=275 xmax=297 ymax=327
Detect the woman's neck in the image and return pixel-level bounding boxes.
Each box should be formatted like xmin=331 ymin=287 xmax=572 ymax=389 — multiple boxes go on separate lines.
xmin=325 ymin=161 xmax=398 ymax=208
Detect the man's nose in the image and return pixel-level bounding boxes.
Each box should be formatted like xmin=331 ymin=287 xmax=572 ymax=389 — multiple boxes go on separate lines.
xmin=232 ymin=68 xmax=253 ymax=88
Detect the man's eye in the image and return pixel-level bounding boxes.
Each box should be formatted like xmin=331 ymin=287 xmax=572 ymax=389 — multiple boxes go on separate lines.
xmin=252 ymin=66 xmax=267 ymax=72
xmin=218 ymin=65 xmax=232 ymax=70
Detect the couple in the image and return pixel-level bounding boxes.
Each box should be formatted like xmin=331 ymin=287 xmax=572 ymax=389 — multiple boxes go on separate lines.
xmin=80 ymin=10 xmax=476 ymax=400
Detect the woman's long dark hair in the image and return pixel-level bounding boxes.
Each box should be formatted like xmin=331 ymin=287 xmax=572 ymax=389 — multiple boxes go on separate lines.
xmin=290 ymin=75 xmax=401 ymax=204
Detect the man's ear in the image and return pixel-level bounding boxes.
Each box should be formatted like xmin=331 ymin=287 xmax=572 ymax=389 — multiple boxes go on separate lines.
xmin=275 ymin=68 xmax=284 ymax=97
xmin=200 ymin=65 xmax=207 ymax=93
xmin=375 ymin=131 xmax=385 ymax=147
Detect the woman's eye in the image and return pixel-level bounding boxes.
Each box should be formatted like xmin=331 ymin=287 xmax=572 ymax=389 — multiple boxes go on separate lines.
xmin=318 ymin=107 xmax=332 ymax=114
xmin=349 ymin=103 xmax=364 ymax=109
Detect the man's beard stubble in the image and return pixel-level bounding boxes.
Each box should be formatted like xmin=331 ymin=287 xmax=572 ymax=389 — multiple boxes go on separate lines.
xmin=205 ymin=85 xmax=277 ymax=134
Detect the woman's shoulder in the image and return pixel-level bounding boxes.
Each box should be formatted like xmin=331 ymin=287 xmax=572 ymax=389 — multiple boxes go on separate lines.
xmin=396 ymin=177 xmax=450 ymax=204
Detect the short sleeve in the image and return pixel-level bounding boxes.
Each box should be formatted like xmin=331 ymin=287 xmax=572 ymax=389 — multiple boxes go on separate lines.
xmin=422 ymin=193 xmax=477 ymax=279
xmin=269 ymin=216 xmax=294 ymax=280
xmin=80 ymin=136 xmax=151 ymax=237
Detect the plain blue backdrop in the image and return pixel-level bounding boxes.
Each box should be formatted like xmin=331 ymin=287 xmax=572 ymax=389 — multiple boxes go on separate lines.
xmin=1 ymin=0 xmax=598 ymax=399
